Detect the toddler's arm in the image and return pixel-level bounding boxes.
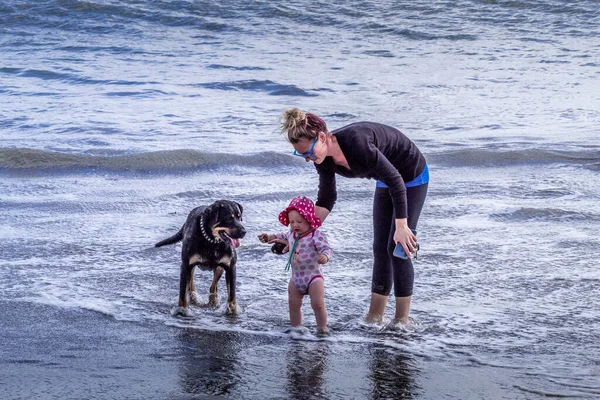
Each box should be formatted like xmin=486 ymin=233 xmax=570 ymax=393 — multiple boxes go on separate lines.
xmin=314 ymin=230 xmax=333 ymax=264
xmin=257 ymin=233 xmax=275 ymax=243
xmin=258 ymin=232 xmax=290 ymax=254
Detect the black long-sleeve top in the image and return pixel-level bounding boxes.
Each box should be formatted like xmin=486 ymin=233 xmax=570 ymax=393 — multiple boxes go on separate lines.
xmin=315 ymin=121 xmax=426 ymax=219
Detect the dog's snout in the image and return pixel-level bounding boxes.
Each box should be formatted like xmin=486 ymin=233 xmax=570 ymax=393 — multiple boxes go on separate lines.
xmin=238 ymin=226 xmax=247 ymax=238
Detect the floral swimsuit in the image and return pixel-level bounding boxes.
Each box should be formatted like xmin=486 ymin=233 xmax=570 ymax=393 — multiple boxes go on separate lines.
xmin=276 ymin=229 xmax=333 ymax=294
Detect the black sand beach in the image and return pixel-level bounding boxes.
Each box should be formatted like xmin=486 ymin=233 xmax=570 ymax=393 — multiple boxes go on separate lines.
xmin=1 ymin=301 xmax=548 ymax=399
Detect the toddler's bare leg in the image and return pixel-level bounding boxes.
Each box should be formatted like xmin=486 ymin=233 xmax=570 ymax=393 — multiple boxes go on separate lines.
xmin=288 ymin=279 xmax=304 ymax=327
xmin=308 ymin=279 xmax=327 ymax=332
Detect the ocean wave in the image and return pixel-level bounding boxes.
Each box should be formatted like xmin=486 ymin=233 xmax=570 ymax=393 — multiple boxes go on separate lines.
xmin=393 ymin=28 xmax=478 ymax=41
xmin=2 ymin=147 xmax=597 ymax=174
xmin=0 ymin=67 xmax=152 ymax=86
xmin=490 ymin=207 xmax=600 ymax=223
xmin=428 ymin=148 xmax=600 ymax=167
xmin=0 ymin=148 xmax=297 ymax=173
xmin=1 ymin=1 xmax=241 ymax=33
xmin=3 ymin=0 xmax=597 ymax=42
xmin=206 ymin=64 xmax=270 ymax=71
xmin=194 ymin=79 xmax=318 ymax=97
xmin=585 ymin=163 xmax=600 ymax=171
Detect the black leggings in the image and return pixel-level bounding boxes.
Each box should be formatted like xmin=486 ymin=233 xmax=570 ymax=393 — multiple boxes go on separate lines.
xmin=371 ymin=183 xmax=428 ymax=297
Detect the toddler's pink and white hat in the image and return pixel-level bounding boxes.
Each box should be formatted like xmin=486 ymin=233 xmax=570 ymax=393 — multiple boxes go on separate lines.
xmin=278 ymin=196 xmax=322 ymax=228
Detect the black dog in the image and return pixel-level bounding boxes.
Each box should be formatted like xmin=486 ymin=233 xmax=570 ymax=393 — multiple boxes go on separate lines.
xmin=155 ymin=200 xmax=246 ymax=315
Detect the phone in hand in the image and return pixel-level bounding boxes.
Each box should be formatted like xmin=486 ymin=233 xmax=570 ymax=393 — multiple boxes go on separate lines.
xmin=393 ymin=242 xmax=419 ymax=259
xmin=393 ymin=243 xmax=409 ymax=259
xmin=393 ymin=229 xmax=418 ymax=259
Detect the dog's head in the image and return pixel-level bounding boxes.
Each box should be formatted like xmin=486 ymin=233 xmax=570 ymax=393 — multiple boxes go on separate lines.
xmin=205 ymin=200 xmax=246 ymax=247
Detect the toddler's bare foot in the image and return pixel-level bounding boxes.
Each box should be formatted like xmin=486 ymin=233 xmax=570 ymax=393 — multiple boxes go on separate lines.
xmin=316 ymin=328 xmax=330 ymax=336
xmin=283 ymin=326 xmax=309 ymax=335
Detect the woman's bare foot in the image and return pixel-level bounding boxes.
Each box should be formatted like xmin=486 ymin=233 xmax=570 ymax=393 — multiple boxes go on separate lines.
xmin=364 ymin=313 xmax=384 ymax=324
xmin=387 ymin=316 xmax=418 ymax=330
xmin=393 ymin=316 xmax=416 ymax=324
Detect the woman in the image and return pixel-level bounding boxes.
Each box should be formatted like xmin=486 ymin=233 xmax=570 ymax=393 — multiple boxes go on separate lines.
xmin=280 ymin=108 xmax=429 ymax=325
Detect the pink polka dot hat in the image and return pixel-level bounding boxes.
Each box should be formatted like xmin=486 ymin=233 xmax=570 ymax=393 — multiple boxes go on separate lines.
xmin=278 ymin=196 xmax=322 ymax=228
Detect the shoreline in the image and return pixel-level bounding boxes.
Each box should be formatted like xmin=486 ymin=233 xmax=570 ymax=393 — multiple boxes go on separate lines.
xmin=0 ymin=301 xmax=559 ymax=400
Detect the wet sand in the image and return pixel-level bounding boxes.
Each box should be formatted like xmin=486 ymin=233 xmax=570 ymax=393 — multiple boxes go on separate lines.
xmin=1 ymin=301 xmax=538 ymax=400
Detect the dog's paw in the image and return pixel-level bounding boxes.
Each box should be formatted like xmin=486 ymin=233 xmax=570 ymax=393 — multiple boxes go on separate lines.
xmin=189 ymin=291 xmax=201 ymax=305
xmin=208 ymin=293 xmax=219 ymax=307
xmin=171 ymin=306 xmax=193 ymax=317
xmin=226 ymin=301 xmax=241 ymax=316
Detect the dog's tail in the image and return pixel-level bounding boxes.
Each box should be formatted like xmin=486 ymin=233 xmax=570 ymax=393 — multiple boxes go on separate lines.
xmin=155 ymin=229 xmax=183 ymax=247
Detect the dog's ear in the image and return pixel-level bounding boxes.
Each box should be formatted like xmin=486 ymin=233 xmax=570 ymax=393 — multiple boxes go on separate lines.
xmin=223 ymin=200 xmax=244 ymax=220
xmin=205 ymin=202 xmax=221 ymax=227
xmin=215 ymin=201 xmax=234 ymax=224
xmin=235 ymin=202 xmax=243 ymax=219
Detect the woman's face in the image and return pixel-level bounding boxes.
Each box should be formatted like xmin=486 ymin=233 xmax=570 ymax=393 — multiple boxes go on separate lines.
xmin=287 ymin=210 xmax=311 ymax=235
xmin=292 ymin=133 xmax=326 ymax=164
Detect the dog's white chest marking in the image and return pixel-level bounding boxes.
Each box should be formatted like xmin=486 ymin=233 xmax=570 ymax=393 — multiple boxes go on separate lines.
xmin=189 ymin=254 xmax=206 ymax=265
xmin=189 ymin=253 xmax=231 ymax=267
xmin=218 ymin=255 xmax=231 ymax=266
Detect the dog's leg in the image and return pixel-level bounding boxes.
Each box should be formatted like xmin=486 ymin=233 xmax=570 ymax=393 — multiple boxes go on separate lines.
xmin=187 ymin=266 xmax=201 ymax=305
xmin=189 ymin=268 xmax=196 ymax=293
xmin=178 ymin=261 xmax=191 ymax=309
xmin=209 ymin=266 xmax=223 ymax=306
xmin=225 ymin=265 xmax=239 ymax=315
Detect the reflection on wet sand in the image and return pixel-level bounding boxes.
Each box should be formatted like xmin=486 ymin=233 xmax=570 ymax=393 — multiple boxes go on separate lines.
xmin=369 ymin=347 xmax=418 ymax=399
xmin=176 ymin=329 xmax=241 ymax=398
xmin=171 ymin=323 xmax=420 ymax=399
xmin=285 ymin=341 xmax=330 ymax=399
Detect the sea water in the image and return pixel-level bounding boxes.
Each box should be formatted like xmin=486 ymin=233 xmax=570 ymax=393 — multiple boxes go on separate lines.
xmin=1 ymin=1 xmax=599 ymax=399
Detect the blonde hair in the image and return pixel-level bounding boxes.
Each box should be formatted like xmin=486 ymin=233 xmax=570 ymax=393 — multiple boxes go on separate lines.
xmin=280 ymin=107 xmax=328 ymax=144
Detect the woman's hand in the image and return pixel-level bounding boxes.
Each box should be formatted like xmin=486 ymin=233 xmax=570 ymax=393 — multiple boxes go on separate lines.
xmin=394 ymin=219 xmax=417 ymax=258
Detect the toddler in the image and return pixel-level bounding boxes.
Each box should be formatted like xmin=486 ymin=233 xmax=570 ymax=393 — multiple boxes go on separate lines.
xmin=258 ymin=196 xmax=333 ymax=335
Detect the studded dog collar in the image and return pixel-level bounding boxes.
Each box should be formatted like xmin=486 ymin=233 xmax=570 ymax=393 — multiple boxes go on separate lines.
xmin=200 ymin=214 xmax=219 ymax=243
